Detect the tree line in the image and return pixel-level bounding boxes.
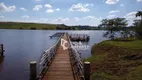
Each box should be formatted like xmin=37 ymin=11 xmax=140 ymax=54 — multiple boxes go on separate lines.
xmin=98 ymin=11 xmax=142 ymax=40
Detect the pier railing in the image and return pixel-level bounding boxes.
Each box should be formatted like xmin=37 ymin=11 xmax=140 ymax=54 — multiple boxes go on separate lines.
xmin=30 ymin=34 xmax=63 ymax=80
xmin=68 ymin=34 xmax=91 ymax=80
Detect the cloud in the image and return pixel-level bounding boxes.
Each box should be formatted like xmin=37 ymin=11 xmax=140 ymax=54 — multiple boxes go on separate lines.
xmin=55 ymin=8 xmax=60 ymax=11
xmin=84 ymin=16 xmax=102 ymax=20
xmin=46 ymin=8 xmax=60 ymax=13
xmin=137 ymin=0 xmax=142 ymax=2
xmin=21 ymin=15 xmax=30 ymax=19
xmin=35 ymin=18 xmax=49 ymax=23
xmin=84 ymin=16 xmax=95 ymax=19
xmin=44 ymin=4 xmax=52 ymax=8
xmin=83 ymin=16 xmax=102 ymax=22
xmin=36 ymin=0 xmax=41 ymax=1
xmin=20 ymin=8 xmax=27 ymax=11
xmin=120 ymin=4 xmax=124 ymax=7
xmin=124 ymin=12 xmax=137 ymax=19
xmin=74 ymin=17 xmax=80 ymax=21
xmin=84 ymin=4 xmax=94 ymax=7
xmin=44 ymin=4 xmax=60 ymax=12
xmin=107 ymin=15 xmax=116 ymax=18
xmin=0 ymin=2 xmax=16 ymax=12
xmin=46 ymin=9 xmax=54 ymax=13
xmin=69 ymin=3 xmax=93 ymax=12
xmin=33 ymin=5 xmax=42 ymax=11
xmin=124 ymin=12 xmax=141 ymax=26
xmin=124 ymin=11 xmax=140 ymax=21
xmin=40 ymin=18 xmax=48 ymax=21
xmin=63 ymin=18 xmax=70 ymax=22
xmin=109 ymin=10 xmax=119 ymax=14
xmin=0 ymin=16 xmax=4 ymax=18
xmin=38 ymin=18 xmax=48 ymax=23
xmin=106 ymin=0 xmax=119 ymax=4
xmin=54 ymin=17 xmax=70 ymax=22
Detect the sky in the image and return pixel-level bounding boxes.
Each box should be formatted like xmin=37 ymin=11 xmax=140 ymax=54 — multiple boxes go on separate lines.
xmin=0 ymin=0 xmax=142 ymax=26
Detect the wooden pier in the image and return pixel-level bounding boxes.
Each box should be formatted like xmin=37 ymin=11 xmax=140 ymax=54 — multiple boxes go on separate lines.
xmin=30 ymin=33 xmax=91 ymax=80
xmin=43 ymin=34 xmax=74 ymax=80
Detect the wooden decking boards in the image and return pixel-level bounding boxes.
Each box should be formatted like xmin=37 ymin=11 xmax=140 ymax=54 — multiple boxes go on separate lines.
xmin=42 ymin=34 xmax=74 ymax=80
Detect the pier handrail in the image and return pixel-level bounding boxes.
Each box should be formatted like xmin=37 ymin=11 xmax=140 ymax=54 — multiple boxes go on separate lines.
xmin=38 ymin=34 xmax=63 ymax=79
xmin=30 ymin=34 xmax=63 ymax=80
xmin=67 ymin=34 xmax=85 ymax=80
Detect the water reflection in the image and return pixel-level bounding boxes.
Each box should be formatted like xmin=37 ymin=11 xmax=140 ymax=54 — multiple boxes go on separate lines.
xmin=0 ymin=56 xmax=4 ymax=72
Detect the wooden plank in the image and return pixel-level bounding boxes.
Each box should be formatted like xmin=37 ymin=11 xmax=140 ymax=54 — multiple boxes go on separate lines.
xmin=42 ymin=34 xmax=74 ymax=80
xmin=42 ymin=76 xmax=73 ymax=80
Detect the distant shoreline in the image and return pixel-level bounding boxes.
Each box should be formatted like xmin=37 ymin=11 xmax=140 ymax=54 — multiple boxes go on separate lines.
xmin=0 ymin=22 xmax=104 ymax=30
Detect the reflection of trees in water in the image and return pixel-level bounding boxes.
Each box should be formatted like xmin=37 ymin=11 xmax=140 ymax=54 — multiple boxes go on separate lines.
xmin=0 ymin=56 xmax=4 ymax=72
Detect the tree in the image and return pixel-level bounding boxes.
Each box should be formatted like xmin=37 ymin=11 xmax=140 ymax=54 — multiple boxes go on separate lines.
xmin=99 ymin=19 xmax=116 ymax=39
xmin=136 ymin=11 xmax=142 ymax=23
xmin=133 ymin=19 xmax=142 ymax=39
xmin=99 ymin=18 xmax=128 ymax=40
xmin=133 ymin=11 xmax=142 ymax=39
xmin=133 ymin=20 xmax=141 ymax=26
xmin=114 ymin=18 xmax=131 ymax=39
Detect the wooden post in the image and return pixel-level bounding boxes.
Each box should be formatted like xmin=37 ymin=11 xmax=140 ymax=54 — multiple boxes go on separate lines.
xmin=84 ymin=61 xmax=90 ymax=80
xmin=0 ymin=44 xmax=4 ymax=56
xmin=30 ymin=61 xmax=37 ymax=80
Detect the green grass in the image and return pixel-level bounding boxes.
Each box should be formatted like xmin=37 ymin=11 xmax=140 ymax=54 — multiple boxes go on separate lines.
xmin=85 ymin=53 xmax=107 ymax=62
xmin=91 ymin=72 xmax=119 ymax=80
xmin=0 ymin=22 xmax=60 ymax=30
xmin=102 ymin=40 xmax=142 ymax=50
xmin=87 ymin=40 xmax=142 ymax=80
xmin=127 ymin=65 xmax=142 ymax=80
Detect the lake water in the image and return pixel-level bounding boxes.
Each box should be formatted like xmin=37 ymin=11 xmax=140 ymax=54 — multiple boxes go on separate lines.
xmin=0 ymin=29 xmax=106 ymax=80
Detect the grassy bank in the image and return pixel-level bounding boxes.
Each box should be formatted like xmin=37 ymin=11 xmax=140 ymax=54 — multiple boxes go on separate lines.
xmin=85 ymin=40 xmax=142 ymax=80
xmin=0 ymin=22 xmax=57 ymax=30
xmin=0 ymin=22 xmax=70 ymax=30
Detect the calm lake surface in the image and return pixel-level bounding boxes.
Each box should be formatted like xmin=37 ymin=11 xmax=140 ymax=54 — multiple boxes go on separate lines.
xmin=0 ymin=29 xmax=106 ymax=80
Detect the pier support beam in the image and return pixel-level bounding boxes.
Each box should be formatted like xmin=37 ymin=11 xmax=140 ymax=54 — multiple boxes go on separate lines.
xmin=30 ymin=61 xmax=37 ymax=80
xmin=84 ymin=61 xmax=90 ymax=80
